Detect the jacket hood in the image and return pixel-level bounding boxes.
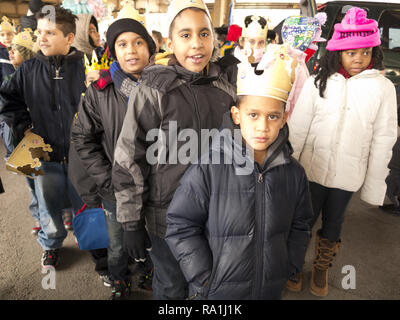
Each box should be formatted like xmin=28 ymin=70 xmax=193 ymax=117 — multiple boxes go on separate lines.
xmin=210 ymin=111 xmax=292 ymax=174
xmin=72 ymin=14 xmax=96 ymax=57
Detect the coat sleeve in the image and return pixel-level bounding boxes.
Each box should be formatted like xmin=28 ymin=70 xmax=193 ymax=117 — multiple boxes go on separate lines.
xmin=287 ymin=165 xmax=313 ymax=275
xmin=288 ymin=76 xmax=317 ymax=160
xmin=360 ymin=81 xmax=398 ymax=206
xmin=112 ymin=84 xmax=161 ymax=230
xmin=165 ymin=164 xmax=213 ymax=298
xmin=0 ymin=66 xmax=31 ymax=138
xmin=70 ymin=87 xmax=114 ymax=201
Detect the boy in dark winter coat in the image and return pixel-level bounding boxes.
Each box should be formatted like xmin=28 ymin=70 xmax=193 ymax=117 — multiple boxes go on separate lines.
xmin=0 ymin=5 xmax=85 ymax=269
xmin=112 ymin=0 xmax=237 ymax=299
xmin=165 ymin=44 xmax=314 ymax=300
xmin=70 ymin=16 xmax=156 ymax=299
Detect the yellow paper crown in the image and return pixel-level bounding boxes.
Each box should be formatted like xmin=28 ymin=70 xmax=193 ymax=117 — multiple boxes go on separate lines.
xmin=84 ymin=50 xmax=112 ymax=74
xmin=117 ymin=0 xmax=146 ymax=25
xmin=0 ymin=16 xmax=16 ymax=33
xmin=237 ymin=44 xmax=298 ymax=103
xmin=243 ymin=15 xmax=268 ymax=39
xmin=167 ymin=0 xmax=211 ymax=27
xmin=12 ymin=29 xmax=36 ymax=51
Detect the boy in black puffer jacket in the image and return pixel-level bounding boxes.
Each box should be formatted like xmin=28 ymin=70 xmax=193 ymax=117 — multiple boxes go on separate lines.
xmin=165 ymin=44 xmax=314 ymax=300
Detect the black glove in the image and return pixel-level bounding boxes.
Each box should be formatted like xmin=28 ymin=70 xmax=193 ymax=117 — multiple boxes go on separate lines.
xmin=123 ymin=229 xmax=152 ymax=262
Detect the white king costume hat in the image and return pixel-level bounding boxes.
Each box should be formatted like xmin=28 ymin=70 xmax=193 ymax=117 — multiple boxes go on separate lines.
xmin=167 ymin=0 xmax=211 ymax=28
xmin=242 ymin=15 xmax=268 ymax=39
xmin=237 ymin=44 xmax=298 ymax=104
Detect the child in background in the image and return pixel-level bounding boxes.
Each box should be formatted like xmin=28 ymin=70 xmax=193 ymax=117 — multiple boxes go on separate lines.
xmin=112 ymin=0 xmax=236 ymax=299
xmin=288 ymin=7 xmax=398 ymax=297
xmin=166 ymin=44 xmax=313 ymax=300
xmin=0 ymin=17 xmax=16 ymax=161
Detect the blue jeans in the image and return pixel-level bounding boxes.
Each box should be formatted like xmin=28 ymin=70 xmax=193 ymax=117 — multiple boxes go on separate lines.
xmin=26 ymin=177 xmax=39 ymax=222
xmin=149 ymin=233 xmax=188 ymax=300
xmin=35 ymin=161 xmax=83 ymax=250
xmin=102 ymin=200 xmax=131 ymax=282
xmin=0 ymin=120 xmax=14 ymax=159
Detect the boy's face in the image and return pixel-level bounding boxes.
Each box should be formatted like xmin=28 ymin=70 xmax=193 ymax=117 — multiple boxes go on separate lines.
xmin=0 ymin=31 xmax=15 ymax=47
xmin=167 ymin=9 xmax=214 ymax=73
xmin=244 ymin=37 xmax=266 ymax=50
xmin=114 ymin=31 xmax=150 ymax=79
xmin=37 ymin=18 xmax=74 ymax=56
xmin=89 ymin=23 xmax=100 ymax=48
xmin=8 ymin=47 xmax=24 ymax=68
xmin=340 ymin=47 xmax=373 ymax=76
xmin=231 ymin=95 xmax=288 ymax=163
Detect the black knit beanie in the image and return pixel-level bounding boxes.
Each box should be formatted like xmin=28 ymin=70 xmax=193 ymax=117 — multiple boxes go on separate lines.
xmin=29 ymin=0 xmax=44 ymax=14
xmin=106 ymin=18 xmax=156 ymax=59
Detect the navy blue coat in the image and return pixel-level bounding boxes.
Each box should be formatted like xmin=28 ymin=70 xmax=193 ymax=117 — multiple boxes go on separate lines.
xmin=0 ymin=48 xmax=86 ymax=162
xmin=166 ymin=114 xmax=313 ymax=300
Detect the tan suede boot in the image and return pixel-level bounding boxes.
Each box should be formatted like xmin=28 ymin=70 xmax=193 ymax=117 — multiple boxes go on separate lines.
xmin=310 ymin=232 xmax=338 ymax=297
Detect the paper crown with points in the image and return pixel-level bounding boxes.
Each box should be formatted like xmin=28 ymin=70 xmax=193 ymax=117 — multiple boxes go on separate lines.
xmin=84 ymin=50 xmax=112 ymax=74
xmin=12 ymin=29 xmax=36 ymax=51
xmin=117 ymin=0 xmax=146 ymax=25
xmin=0 ymin=16 xmax=15 ymax=33
xmin=167 ymin=0 xmax=211 ymax=28
xmin=242 ymin=15 xmax=268 ymax=39
xmin=237 ymin=44 xmax=298 ymax=103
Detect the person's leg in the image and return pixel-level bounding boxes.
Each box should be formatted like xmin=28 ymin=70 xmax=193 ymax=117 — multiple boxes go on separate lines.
xmin=320 ymin=188 xmax=354 ymax=242
xmin=102 ymin=200 xmax=130 ymax=282
xmin=0 ymin=121 xmax=14 ymax=160
xmin=26 ymin=176 xmax=42 ymax=235
xmin=89 ymin=248 xmax=112 ymax=286
xmin=35 ymin=162 xmax=68 ymax=251
xmin=310 ymin=187 xmax=353 ymax=297
xmin=148 ymin=233 xmax=188 ymax=300
xmin=308 ymin=182 xmax=330 ymax=230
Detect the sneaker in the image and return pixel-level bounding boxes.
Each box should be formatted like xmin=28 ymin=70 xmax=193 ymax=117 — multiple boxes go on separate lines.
xmin=137 ymin=267 xmax=153 ymax=291
xmin=31 ymin=221 xmax=41 ymax=236
xmin=62 ymin=210 xmax=73 ymax=231
xmin=41 ymin=249 xmax=60 ymax=269
xmin=109 ymin=280 xmax=131 ymax=300
xmin=100 ymin=275 xmax=113 ymax=287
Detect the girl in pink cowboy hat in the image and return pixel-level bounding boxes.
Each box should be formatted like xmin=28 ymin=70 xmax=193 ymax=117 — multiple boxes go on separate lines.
xmin=287 ymin=6 xmax=398 ymax=297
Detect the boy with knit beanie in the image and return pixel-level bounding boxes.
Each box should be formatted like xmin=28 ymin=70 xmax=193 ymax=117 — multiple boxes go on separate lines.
xmin=70 ymin=7 xmax=156 ymax=299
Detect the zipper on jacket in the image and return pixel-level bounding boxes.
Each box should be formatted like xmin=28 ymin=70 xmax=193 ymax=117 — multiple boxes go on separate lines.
xmin=54 ymin=65 xmax=67 ymax=163
xmin=190 ymin=84 xmax=202 ymax=155
xmin=252 ymin=168 xmax=265 ymax=299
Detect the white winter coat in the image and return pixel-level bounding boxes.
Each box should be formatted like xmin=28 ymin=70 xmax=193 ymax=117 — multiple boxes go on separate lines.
xmin=288 ymin=70 xmax=398 ymax=205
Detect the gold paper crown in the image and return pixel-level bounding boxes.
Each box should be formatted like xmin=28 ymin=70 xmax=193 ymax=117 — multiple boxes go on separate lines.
xmin=84 ymin=50 xmax=112 ymax=74
xmin=237 ymin=44 xmax=298 ymax=103
xmin=0 ymin=16 xmax=16 ymax=33
xmin=117 ymin=0 xmax=146 ymax=25
xmin=12 ymin=29 xmax=36 ymax=51
xmin=167 ymin=0 xmax=211 ymax=27
xmin=243 ymin=15 xmax=268 ymax=39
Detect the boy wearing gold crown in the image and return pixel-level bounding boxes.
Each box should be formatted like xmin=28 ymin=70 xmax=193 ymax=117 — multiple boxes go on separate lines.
xmin=165 ymin=44 xmax=313 ymax=300
xmin=0 ymin=6 xmax=86 ymax=269
xmin=70 ymin=4 xmax=156 ymax=298
xmin=112 ymin=0 xmax=237 ymax=299
xmin=0 ymin=17 xmax=18 ymax=162
xmin=0 ymin=17 xmax=16 ymax=83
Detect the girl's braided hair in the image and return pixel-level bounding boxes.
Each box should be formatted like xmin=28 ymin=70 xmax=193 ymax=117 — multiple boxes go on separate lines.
xmin=314 ymin=46 xmax=384 ymax=98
